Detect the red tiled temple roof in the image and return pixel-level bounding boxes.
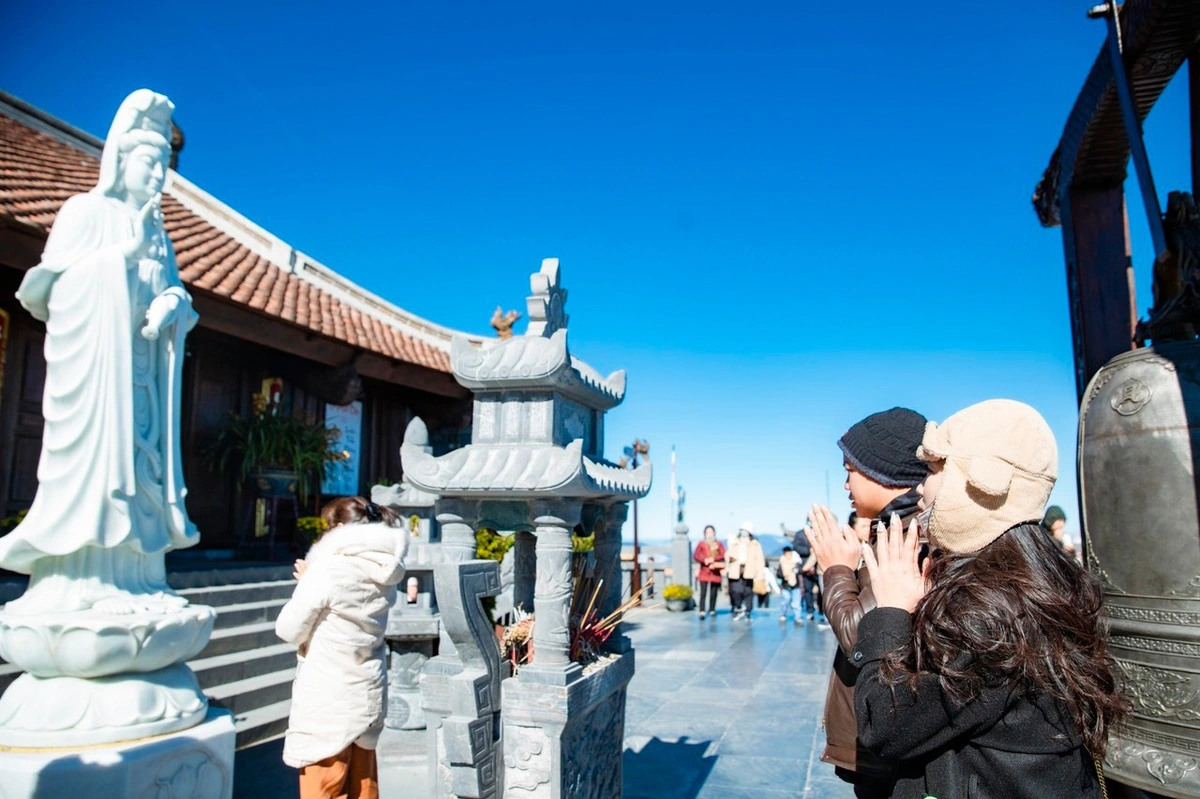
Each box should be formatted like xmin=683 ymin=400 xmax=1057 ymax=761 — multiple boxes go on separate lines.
xmin=0 ymin=111 xmax=453 ymax=373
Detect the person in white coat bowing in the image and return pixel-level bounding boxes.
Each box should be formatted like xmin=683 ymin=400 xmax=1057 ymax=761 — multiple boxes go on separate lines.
xmin=276 ymin=496 xmax=408 ymax=799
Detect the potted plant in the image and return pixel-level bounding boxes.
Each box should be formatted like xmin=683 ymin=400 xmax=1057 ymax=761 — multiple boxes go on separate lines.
xmin=296 ymin=516 xmax=328 ymax=550
xmin=476 ymin=528 xmax=515 ymax=639
xmin=207 ymin=394 xmax=345 ymax=503
xmin=662 ymin=583 xmax=694 ymax=612
xmin=571 ymin=530 xmax=595 ymax=582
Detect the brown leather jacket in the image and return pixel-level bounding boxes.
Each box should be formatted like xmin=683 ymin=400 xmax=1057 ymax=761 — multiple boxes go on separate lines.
xmin=819 ymin=563 xmax=891 ymax=776
xmin=819 ymin=492 xmax=921 ymax=777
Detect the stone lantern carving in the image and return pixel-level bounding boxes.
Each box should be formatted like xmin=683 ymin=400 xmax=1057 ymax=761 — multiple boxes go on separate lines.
xmin=402 ymin=258 xmax=651 ymax=798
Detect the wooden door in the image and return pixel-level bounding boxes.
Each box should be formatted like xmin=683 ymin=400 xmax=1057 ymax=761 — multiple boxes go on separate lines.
xmin=0 ymin=319 xmax=45 ymax=517
xmin=181 ymin=348 xmax=244 ymax=548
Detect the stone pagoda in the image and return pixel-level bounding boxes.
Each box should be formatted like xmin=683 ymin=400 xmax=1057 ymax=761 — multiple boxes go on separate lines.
xmin=401 ymin=258 xmax=651 ymax=798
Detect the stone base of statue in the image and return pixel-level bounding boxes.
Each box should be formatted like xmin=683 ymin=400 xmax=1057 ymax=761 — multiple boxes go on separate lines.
xmin=0 ymin=705 xmax=235 ymax=799
xmin=0 ymin=664 xmax=209 ymax=747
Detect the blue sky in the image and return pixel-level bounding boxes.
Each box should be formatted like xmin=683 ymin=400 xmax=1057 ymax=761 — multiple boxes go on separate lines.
xmin=3 ymin=1 xmax=1192 ymax=543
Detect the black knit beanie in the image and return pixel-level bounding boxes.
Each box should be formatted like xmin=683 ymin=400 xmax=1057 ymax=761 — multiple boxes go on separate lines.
xmin=837 ymin=407 xmax=929 ymax=489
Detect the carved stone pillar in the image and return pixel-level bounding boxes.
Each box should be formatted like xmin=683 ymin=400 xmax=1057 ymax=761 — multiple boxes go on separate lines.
xmin=598 ymin=503 xmax=631 ymax=654
xmin=438 ymin=499 xmax=481 ymax=563
xmin=521 ymin=500 xmax=582 ymax=685
xmin=670 ymin=522 xmax=693 ymax=587
xmin=512 ymin=530 xmax=536 ymax=614
xmin=431 ymin=499 xmax=480 ymax=668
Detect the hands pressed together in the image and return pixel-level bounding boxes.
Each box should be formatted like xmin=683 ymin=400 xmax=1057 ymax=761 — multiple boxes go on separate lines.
xmin=863 ymin=515 xmax=928 ymax=613
xmin=807 ymin=505 xmax=929 ymax=613
xmin=807 ymin=505 xmax=863 ymax=572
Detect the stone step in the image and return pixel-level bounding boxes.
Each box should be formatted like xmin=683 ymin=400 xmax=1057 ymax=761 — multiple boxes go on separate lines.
xmin=212 ymin=598 xmax=287 ymax=631
xmin=234 ymin=698 xmax=292 ymax=750
xmin=167 ymin=564 xmax=296 ymax=591
xmin=206 ymin=667 xmax=295 ymax=716
xmin=201 ymin=619 xmax=288 ymax=657
xmin=179 ymin=579 xmax=296 ymax=608
xmin=198 ymin=621 xmax=281 ymax=660
xmin=191 ymin=642 xmax=297 ymax=690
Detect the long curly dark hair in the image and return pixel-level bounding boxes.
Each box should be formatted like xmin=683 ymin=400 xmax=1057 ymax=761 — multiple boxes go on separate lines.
xmin=881 ymin=523 xmax=1130 ymax=755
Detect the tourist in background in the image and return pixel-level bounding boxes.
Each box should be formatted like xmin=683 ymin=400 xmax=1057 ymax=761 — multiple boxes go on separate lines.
xmin=777 ymin=545 xmax=805 ymax=625
xmin=854 ymin=400 xmax=1128 ymax=798
xmin=725 ymin=521 xmax=765 ymax=622
xmin=752 ymin=533 xmax=773 ymax=609
xmin=276 ymin=497 xmax=408 ymax=799
xmin=807 ymin=406 xmax=929 ymax=798
xmin=801 ymin=528 xmax=830 ymax=627
xmin=792 ymin=524 xmax=820 ymax=620
xmin=693 ymin=524 xmax=726 ymax=619
xmin=1041 ymin=504 xmax=1078 ymax=559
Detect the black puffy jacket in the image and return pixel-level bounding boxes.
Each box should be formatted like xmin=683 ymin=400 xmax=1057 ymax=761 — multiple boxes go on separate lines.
xmin=854 ymin=608 xmax=1103 ymax=799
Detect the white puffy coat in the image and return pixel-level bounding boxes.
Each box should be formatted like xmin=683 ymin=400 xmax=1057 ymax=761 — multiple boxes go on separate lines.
xmin=275 ymin=521 xmax=408 ymax=768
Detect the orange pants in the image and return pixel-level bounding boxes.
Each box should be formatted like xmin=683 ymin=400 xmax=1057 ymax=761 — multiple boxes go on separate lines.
xmin=299 ymin=743 xmax=379 ymax=799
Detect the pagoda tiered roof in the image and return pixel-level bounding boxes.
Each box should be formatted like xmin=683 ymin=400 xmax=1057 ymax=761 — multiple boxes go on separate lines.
xmin=400 ymin=258 xmax=651 ymax=504
xmin=451 ymin=329 xmax=626 ymax=410
xmin=402 ymin=436 xmax=651 ymax=500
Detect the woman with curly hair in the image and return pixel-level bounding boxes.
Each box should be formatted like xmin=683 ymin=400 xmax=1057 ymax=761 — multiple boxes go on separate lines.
xmin=847 ymin=400 xmax=1129 ymax=798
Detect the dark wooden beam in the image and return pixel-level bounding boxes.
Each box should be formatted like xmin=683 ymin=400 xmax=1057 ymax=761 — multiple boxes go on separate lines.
xmin=191 ymin=293 xmax=467 ymax=400
xmin=191 ymin=294 xmax=351 ymax=366
xmin=0 ymin=218 xmax=47 ymax=272
xmin=357 ymin=352 xmax=468 ymax=400
xmin=1035 ymin=0 xmax=1200 ymax=228
xmin=1191 ymin=56 xmax=1200 ymax=195
xmin=1062 ymin=187 xmax=1137 ymax=398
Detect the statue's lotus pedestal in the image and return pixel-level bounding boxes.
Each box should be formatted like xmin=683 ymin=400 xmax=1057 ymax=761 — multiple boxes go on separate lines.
xmin=0 ymin=604 xmax=216 ymax=747
xmin=0 ymin=706 xmax=235 ymax=799
xmin=0 ymin=598 xmax=230 ymax=797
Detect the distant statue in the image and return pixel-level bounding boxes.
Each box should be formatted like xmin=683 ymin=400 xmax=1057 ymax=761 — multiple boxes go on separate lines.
xmin=491 ymin=305 xmax=522 ymax=339
xmin=0 ymin=89 xmax=200 ymax=614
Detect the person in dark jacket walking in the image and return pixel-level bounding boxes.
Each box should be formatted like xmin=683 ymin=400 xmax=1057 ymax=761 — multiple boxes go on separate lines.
xmin=806 ymin=406 xmax=929 ymax=799
xmin=791 ymin=526 xmax=820 ymax=620
xmin=854 ymin=400 xmax=1129 ymax=799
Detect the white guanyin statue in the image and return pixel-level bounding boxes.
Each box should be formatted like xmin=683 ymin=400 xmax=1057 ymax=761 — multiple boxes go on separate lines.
xmin=0 ymin=90 xmax=216 ymax=747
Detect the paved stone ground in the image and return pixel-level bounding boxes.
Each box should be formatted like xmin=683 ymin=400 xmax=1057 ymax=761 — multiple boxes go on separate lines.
xmin=234 ymin=604 xmax=854 ymax=798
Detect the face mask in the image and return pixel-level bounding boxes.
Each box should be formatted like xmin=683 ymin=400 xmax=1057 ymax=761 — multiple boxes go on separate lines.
xmin=915 ymin=507 xmax=933 ymax=538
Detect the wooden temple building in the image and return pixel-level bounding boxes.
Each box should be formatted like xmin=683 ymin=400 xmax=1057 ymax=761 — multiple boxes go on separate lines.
xmin=0 ymin=91 xmax=481 ymax=557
